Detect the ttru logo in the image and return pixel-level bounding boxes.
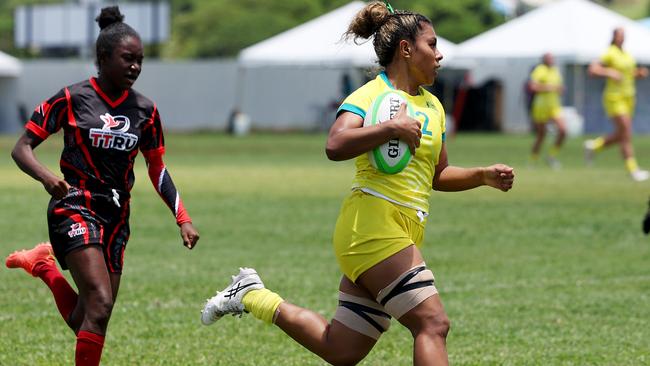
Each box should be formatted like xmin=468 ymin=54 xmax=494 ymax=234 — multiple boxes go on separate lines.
xmin=67 ymin=223 xmax=87 ymax=238
xmin=89 ymin=113 xmax=138 ymax=151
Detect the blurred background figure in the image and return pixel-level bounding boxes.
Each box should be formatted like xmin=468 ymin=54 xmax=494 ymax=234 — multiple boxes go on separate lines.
xmin=643 ymin=200 xmax=650 ymax=235
xmin=585 ymin=27 xmax=650 ymax=181
xmin=528 ymin=52 xmax=566 ymax=169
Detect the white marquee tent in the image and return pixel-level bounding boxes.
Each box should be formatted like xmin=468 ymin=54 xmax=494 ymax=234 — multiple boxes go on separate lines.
xmin=235 ymin=1 xmax=458 ymax=130
xmin=455 ymin=0 xmax=650 ymax=133
xmin=457 ymin=0 xmax=650 ymax=62
xmin=0 ymin=51 xmax=22 ymax=133
xmin=239 ymin=1 xmax=457 ymax=68
xmin=0 ymin=51 xmax=22 ymax=77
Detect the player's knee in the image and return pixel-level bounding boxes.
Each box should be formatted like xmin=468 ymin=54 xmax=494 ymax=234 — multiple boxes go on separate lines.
xmin=85 ymin=292 xmax=114 ymax=326
xmin=421 ymin=312 xmax=451 ymax=338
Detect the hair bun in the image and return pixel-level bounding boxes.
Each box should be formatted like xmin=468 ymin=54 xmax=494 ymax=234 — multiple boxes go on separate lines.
xmin=96 ymin=6 xmax=124 ymax=30
xmin=346 ymin=1 xmax=391 ymax=40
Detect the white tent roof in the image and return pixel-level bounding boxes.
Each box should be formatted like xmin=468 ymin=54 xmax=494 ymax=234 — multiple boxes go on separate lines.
xmin=239 ymin=1 xmax=457 ymax=68
xmin=456 ymin=0 xmax=650 ymax=63
xmin=0 ymin=51 xmax=21 ymax=77
xmin=640 ymin=18 xmax=650 ymax=28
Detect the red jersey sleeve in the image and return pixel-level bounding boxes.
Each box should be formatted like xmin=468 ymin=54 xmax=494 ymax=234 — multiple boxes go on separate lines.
xmin=26 ymin=88 xmax=68 ymax=140
xmin=139 ymin=104 xmax=165 ymax=156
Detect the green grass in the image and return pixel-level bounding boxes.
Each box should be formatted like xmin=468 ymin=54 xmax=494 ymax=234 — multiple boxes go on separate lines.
xmin=1 ymin=132 xmax=649 ymax=365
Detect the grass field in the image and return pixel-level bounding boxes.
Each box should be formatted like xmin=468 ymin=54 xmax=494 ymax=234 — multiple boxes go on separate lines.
xmin=1 ymin=132 xmax=649 ymax=366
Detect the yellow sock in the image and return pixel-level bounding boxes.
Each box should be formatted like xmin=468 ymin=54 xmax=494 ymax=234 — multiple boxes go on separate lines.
xmin=529 ymin=153 xmax=539 ymax=163
xmin=242 ymin=289 xmax=284 ymax=324
xmin=592 ymin=137 xmax=605 ymax=151
xmin=549 ymin=146 xmax=560 ymax=158
xmin=625 ymin=157 xmax=639 ymax=173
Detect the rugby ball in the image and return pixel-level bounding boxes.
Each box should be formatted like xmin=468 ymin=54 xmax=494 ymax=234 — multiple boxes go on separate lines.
xmin=363 ymin=91 xmax=414 ymax=174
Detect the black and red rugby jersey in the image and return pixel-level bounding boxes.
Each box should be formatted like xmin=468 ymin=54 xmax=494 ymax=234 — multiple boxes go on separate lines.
xmin=26 ymin=77 xmax=165 ymax=193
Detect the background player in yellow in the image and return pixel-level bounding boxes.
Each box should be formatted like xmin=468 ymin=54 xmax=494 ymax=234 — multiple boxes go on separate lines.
xmin=528 ymin=53 xmax=566 ymax=169
xmin=200 ymin=2 xmax=514 ymax=365
xmin=586 ymin=27 xmax=649 ymax=181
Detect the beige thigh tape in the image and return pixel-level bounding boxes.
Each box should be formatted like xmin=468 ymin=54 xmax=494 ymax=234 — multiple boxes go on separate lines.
xmin=333 ymin=292 xmax=391 ymax=340
xmin=376 ymin=264 xmax=438 ymax=319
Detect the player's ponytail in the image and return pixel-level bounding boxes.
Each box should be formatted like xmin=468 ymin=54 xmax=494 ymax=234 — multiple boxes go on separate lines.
xmin=345 ymin=1 xmax=431 ymax=67
xmin=95 ymin=6 xmax=140 ymax=68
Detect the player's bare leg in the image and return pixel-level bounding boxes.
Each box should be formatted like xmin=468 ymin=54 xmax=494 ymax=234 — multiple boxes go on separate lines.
xmin=273 ymin=277 xmax=379 ymax=365
xmin=357 ymin=245 xmax=449 ymax=366
xmin=530 ymin=123 xmax=546 ymax=165
xmin=546 ymin=116 xmax=566 ymax=169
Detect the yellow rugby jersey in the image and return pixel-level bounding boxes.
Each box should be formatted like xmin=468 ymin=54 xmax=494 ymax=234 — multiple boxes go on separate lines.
xmin=601 ymin=45 xmax=637 ymax=97
xmin=530 ymin=64 xmax=562 ymax=110
xmin=337 ymin=72 xmax=445 ymax=213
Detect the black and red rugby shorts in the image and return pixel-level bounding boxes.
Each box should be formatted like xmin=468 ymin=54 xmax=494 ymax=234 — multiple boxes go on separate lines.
xmin=47 ymin=186 xmax=130 ymax=273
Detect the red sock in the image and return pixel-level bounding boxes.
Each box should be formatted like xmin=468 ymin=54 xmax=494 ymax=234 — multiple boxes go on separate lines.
xmin=34 ymin=262 xmax=78 ymax=322
xmin=75 ymin=330 xmax=105 ymax=366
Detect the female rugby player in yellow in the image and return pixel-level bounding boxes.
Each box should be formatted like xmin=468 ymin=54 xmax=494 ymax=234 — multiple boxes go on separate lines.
xmin=585 ymin=27 xmax=649 ymax=181
xmin=528 ymin=53 xmax=566 ymax=169
xmin=201 ymin=2 xmax=514 ymax=365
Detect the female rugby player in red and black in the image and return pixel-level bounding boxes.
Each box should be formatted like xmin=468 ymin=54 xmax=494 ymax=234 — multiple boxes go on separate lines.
xmin=5 ymin=6 xmax=199 ymax=365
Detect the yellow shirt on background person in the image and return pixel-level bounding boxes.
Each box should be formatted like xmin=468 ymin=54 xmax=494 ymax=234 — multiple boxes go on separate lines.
xmin=601 ymin=44 xmax=637 ymax=97
xmin=530 ymin=64 xmax=562 ymax=111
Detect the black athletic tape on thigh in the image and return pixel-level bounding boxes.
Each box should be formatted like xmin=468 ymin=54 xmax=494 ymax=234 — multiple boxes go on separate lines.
xmin=339 ymin=300 xmax=391 ymax=333
xmin=379 ymin=266 xmax=434 ymax=306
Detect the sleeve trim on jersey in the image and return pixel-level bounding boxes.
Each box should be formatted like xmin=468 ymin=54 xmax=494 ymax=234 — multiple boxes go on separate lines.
xmin=26 ymin=121 xmax=50 ymax=140
xmin=158 ymin=167 xmax=167 ymax=192
xmin=338 ymin=103 xmax=366 ymax=119
xmin=441 ymin=132 xmax=446 ymax=142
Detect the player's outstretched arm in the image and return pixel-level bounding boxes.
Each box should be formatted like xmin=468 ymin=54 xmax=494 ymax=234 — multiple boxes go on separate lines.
xmin=142 ymin=148 xmax=199 ymax=249
xmin=432 ymin=144 xmax=514 ymax=192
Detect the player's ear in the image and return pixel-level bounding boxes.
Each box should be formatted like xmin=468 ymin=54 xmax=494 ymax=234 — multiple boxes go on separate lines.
xmin=399 ymin=40 xmax=411 ymax=59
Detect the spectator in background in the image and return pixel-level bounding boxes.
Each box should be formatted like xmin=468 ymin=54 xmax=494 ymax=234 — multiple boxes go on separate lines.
xmin=585 ymin=27 xmax=649 ymax=181
xmin=528 ymin=53 xmax=566 ymax=169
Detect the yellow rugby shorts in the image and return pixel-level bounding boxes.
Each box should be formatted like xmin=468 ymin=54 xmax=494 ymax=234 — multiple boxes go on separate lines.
xmin=603 ymin=94 xmax=635 ymax=118
xmin=532 ymin=104 xmax=562 ymax=124
xmin=333 ymin=190 xmax=426 ymax=282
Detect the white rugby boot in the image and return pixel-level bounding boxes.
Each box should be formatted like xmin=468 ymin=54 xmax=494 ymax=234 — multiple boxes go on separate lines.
xmin=630 ymin=169 xmax=650 ymax=182
xmin=546 ymin=156 xmax=562 ymax=170
xmin=201 ymin=267 xmax=265 ymax=325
